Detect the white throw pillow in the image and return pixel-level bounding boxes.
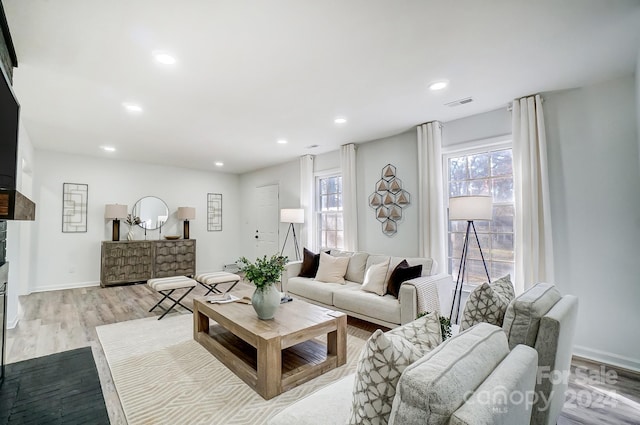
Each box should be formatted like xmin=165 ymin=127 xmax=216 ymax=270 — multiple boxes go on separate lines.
xmin=314 ymin=252 xmax=350 ymax=284
xmin=361 ymin=258 xmax=390 ymax=296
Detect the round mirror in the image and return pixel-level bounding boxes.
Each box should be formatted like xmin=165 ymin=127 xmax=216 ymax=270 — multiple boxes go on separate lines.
xmin=132 ymin=196 xmax=169 ymax=230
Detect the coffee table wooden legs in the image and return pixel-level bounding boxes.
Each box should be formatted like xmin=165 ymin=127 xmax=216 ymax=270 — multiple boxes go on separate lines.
xmin=328 ymin=314 xmax=347 ymax=367
xmin=257 ymin=334 xmax=282 ymax=400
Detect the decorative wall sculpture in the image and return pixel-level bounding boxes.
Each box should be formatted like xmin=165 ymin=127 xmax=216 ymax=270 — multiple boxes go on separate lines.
xmin=207 ymin=193 xmax=222 ymax=231
xmin=368 ymin=164 xmax=411 ymax=236
xmin=62 ymin=183 xmax=88 ymax=233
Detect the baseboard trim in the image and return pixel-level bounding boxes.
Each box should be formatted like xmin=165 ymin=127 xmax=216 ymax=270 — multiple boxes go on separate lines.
xmin=31 ymin=280 xmax=101 ymax=293
xmin=573 ymin=345 xmax=640 ymax=373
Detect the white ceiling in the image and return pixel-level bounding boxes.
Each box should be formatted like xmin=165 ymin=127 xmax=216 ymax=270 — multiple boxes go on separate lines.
xmin=4 ymin=0 xmax=640 ymax=174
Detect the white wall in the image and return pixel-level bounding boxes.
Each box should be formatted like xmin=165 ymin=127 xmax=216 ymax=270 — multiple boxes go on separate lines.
xmin=442 ymin=107 xmax=511 ymax=147
xmin=544 ymin=74 xmax=640 ymax=371
xmin=238 ymin=159 xmax=300 ymax=260
xmin=356 ymin=130 xmax=420 ymax=256
xmin=29 ymin=151 xmax=241 ymax=292
xmin=637 ymin=48 xmax=640 ymax=167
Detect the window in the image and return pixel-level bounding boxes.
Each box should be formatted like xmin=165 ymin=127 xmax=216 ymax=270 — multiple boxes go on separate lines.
xmin=446 ymin=146 xmax=515 ymax=283
xmin=316 ymin=174 xmax=344 ymax=250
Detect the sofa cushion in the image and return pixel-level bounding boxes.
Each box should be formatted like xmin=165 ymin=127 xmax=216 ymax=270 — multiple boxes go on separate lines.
xmin=387 ymin=311 xmax=442 ymax=353
xmin=449 ymin=345 xmax=538 ymax=425
xmin=348 ymin=330 xmax=423 ymax=425
xmin=361 ymin=258 xmax=390 ymax=296
xmin=333 ymin=288 xmax=401 ymax=324
xmin=331 ymin=250 xmax=370 ymax=283
xmin=389 ymin=256 xmax=432 ymax=277
xmin=299 ymin=248 xmax=322 ymax=278
xmin=502 ymin=282 xmax=562 ymax=349
xmin=315 ymin=252 xmax=349 ymax=284
xmin=459 ymin=275 xmax=516 ymax=331
xmin=388 ymin=323 xmax=510 ymax=425
xmin=387 ymin=260 xmax=423 ymax=298
xmin=287 ymin=277 xmax=359 ymax=305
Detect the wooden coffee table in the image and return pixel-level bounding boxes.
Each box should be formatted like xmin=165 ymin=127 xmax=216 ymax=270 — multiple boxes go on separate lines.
xmin=193 ymin=291 xmax=347 ymax=400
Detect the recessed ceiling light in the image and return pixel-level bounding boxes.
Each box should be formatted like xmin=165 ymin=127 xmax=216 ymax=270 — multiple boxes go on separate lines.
xmin=153 ymin=51 xmax=176 ymax=65
xmin=428 ymin=80 xmax=449 ymax=91
xmin=334 ymin=117 xmax=347 ymax=124
xmin=101 ymin=146 xmax=116 ymax=152
xmin=277 ymin=139 xmax=288 ymax=145
xmin=122 ymin=102 xmax=143 ymax=113
xmin=214 ymin=161 xmax=224 ymax=167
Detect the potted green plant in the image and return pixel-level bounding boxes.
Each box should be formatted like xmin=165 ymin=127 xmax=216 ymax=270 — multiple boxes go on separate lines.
xmin=238 ymin=254 xmax=288 ymax=320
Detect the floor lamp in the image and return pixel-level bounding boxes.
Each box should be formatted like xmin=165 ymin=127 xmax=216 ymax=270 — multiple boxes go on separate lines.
xmin=280 ymin=208 xmax=304 ymax=261
xmin=448 ymin=196 xmax=493 ymax=324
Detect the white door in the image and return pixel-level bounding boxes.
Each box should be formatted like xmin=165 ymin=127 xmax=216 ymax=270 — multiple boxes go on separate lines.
xmin=254 ymin=184 xmax=279 ymax=259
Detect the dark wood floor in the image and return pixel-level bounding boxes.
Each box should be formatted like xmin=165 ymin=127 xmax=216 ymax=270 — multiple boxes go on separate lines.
xmin=5 ymin=283 xmax=640 ymax=425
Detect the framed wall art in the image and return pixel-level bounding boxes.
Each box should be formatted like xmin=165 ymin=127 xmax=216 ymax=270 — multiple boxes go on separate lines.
xmin=62 ymin=183 xmax=88 ymax=233
xmin=207 ymin=193 xmax=222 ymax=231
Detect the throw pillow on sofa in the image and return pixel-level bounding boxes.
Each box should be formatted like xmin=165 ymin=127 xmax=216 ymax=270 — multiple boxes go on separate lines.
xmin=315 ymin=252 xmax=350 ymax=284
xmin=361 ymin=258 xmax=390 ymax=296
xmin=298 ymin=248 xmax=323 ymax=278
xmin=387 ymin=311 xmax=442 ymax=353
xmin=348 ymin=329 xmax=423 ymax=425
xmin=386 ymin=259 xmax=423 ymax=298
xmin=460 ymin=274 xmax=516 ymax=331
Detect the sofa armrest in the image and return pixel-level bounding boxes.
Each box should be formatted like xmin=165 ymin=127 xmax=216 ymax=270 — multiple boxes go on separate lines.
xmin=399 ymin=274 xmax=451 ymax=324
xmin=282 ymin=260 xmax=303 ymax=292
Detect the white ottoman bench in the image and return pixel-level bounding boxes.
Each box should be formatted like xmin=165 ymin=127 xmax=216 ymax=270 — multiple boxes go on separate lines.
xmin=194 ymin=271 xmax=241 ymax=296
xmin=147 ymin=276 xmax=197 ymax=320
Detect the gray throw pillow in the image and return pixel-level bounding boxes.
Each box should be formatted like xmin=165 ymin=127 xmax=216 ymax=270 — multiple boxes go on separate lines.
xmin=460 ymin=274 xmax=516 ymax=331
xmin=347 ymin=330 xmax=423 ymax=425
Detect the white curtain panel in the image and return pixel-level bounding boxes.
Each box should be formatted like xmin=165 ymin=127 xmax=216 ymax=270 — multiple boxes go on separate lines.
xmin=512 ymin=94 xmax=554 ymax=293
xmin=299 ymin=154 xmax=315 ymax=251
xmin=340 ymin=143 xmax=358 ymax=251
xmin=416 ymin=122 xmax=446 ymax=273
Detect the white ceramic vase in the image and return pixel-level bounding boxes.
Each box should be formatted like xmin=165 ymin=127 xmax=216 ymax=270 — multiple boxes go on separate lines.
xmin=251 ymin=283 xmax=280 ymax=320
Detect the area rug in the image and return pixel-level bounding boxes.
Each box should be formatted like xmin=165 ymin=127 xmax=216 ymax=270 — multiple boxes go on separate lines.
xmin=96 ymin=313 xmax=369 ymax=425
xmin=0 ymin=347 xmax=109 ymax=424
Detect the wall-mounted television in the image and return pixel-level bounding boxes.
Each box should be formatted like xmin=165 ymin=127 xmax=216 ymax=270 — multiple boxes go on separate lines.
xmin=0 ymin=62 xmax=19 ymax=191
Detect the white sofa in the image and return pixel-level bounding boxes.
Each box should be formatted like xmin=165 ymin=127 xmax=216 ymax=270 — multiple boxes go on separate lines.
xmin=268 ymin=282 xmax=578 ymax=425
xmin=269 ymin=322 xmax=539 ymax=425
xmin=282 ymin=250 xmax=453 ymax=328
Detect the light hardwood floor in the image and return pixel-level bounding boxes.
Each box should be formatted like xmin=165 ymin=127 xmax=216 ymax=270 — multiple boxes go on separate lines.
xmin=5 ymin=284 xmax=640 ymax=425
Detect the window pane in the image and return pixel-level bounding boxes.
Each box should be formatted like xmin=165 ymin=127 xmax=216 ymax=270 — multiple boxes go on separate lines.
xmin=491 ymin=150 xmax=513 ymax=177
xmin=468 ymin=153 xmax=490 ymax=179
xmin=449 ymin=220 xmax=467 ymax=233
xmin=492 ymin=234 xmax=514 ymax=261
xmin=449 ymin=181 xmax=468 ymax=197
xmin=465 ymin=233 xmax=491 ymax=261
xmin=492 ymin=261 xmax=514 ymax=280
xmin=327 ymin=231 xmax=337 ymax=248
xmin=468 ymin=179 xmax=490 ymax=196
xmin=492 ymin=205 xmax=514 ymax=233
xmin=449 ymin=157 xmax=468 ymax=181
xmin=492 ymin=177 xmax=513 ymax=203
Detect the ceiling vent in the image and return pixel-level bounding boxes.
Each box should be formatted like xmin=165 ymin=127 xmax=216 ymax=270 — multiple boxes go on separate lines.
xmin=445 ymin=97 xmax=474 ymax=107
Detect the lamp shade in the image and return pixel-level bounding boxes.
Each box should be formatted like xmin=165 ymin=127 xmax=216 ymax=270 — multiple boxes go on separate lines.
xmin=449 ymin=196 xmax=493 ymax=221
xmin=104 ymin=204 xmax=127 ymax=219
xmin=280 ymin=208 xmax=304 ymax=224
xmin=177 ymin=207 xmax=196 ymax=220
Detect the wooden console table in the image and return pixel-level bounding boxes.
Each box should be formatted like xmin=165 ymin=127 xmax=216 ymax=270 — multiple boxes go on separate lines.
xmin=100 ymin=239 xmax=196 ymax=287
